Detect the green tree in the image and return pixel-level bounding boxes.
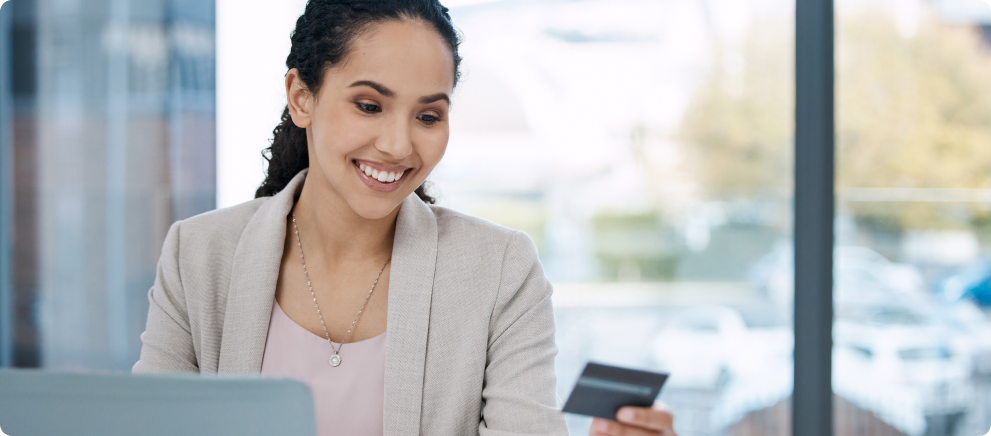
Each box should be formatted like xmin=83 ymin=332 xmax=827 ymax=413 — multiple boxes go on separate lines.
xmin=678 ymin=18 xmax=794 ymax=198
xmin=679 ymin=9 xmax=991 ymax=230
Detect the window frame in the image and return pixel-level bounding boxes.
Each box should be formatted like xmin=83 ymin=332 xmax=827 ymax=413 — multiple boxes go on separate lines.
xmin=0 ymin=0 xmax=14 ymax=369
xmin=793 ymin=0 xmax=835 ymax=433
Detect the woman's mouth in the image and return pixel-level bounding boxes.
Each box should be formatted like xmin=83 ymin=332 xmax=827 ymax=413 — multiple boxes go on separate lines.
xmin=353 ymin=159 xmax=411 ymax=193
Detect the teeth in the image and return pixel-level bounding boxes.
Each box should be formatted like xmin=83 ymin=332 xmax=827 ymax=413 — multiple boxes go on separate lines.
xmin=358 ymin=162 xmax=406 ymax=183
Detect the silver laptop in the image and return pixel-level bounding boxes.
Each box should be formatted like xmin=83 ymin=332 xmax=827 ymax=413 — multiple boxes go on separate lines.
xmin=0 ymin=369 xmax=316 ymax=436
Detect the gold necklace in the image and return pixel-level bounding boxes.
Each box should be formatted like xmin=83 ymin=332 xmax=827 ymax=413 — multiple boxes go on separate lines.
xmin=291 ymin=210 xmax=390 ymax=367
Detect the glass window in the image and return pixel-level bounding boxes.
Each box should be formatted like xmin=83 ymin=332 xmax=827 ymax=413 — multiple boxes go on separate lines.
xmin=834 ymin=0 xmax=991 ymax=434
xmin=0 ymin=0 xmax=216 ymax=370
xmin=443 ymin=1 xmax=794 ymax=434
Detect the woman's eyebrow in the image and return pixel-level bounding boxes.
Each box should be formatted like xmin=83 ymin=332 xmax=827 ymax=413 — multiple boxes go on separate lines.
xmin=347 ymin=80 xmax=449 ymax=105
xmin=348 ymin=80 xmax=395 ymax=98
xmin=419 ymin=93 xmax=450 ymax=105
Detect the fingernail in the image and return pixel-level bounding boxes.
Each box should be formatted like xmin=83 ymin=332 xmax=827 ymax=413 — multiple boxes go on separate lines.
xmin=592 ymin=419 xmax=609 ymax=431
xmin=618 ymin=408 xmax=635 ymax=422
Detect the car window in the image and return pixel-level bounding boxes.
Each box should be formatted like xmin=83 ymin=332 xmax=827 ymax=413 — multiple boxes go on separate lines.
xmin=849 ymin=346 xmax=873 ymax=360
xmin=898 ymin=347 xmax=951 ymax=361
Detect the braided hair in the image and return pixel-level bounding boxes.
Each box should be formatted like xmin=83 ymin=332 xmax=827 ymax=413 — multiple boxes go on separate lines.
xmin=254 ymin=0 xmax=462 ymax=203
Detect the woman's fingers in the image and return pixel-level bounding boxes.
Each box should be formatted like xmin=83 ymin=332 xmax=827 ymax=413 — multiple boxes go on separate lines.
xmin=590 ymin=417 xmax=663 ymax=436
xmin=588 ymin=402 xmax=677 ymax=436
xmin=615 ymin=403 xmax=675 ymax=431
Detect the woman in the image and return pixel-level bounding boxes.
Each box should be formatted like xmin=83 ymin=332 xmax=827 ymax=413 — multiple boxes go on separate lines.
xmin=133 ymin=1 xmax=675 ymax=435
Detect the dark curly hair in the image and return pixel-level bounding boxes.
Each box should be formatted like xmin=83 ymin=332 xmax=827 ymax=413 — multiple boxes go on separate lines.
xmin=254 ymin=0 xmax=462 ymax=202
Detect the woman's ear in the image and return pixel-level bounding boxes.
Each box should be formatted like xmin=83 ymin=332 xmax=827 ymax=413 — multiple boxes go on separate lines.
xmin=285 ymin=68 xmax=312 ymax=128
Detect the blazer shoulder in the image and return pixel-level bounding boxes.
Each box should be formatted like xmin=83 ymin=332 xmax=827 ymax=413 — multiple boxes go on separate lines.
xmin=172 ymin=197 xmax=270 ymax=255
xmin=429 ymin=204 xmax=519 ymax=239
xmin=180 ymin=197 xmax=267 ymax=235
xmin=428 ymin=204 xmax=538 ymax=259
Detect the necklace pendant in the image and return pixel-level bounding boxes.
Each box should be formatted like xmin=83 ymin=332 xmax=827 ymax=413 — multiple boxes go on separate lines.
xmin=329 ymin=353 xmax=341 ymax=367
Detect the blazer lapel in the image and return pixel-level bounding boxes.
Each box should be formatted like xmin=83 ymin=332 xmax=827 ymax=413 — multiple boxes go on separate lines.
xmin=217 ymin=171 xmax=306 ymax=373
xmin=384 ymin=194 xmax=438 ymax=436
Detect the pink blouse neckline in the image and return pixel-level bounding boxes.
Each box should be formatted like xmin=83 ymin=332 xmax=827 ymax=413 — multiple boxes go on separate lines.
xmin=274 ymin=300 xmax=386 ymax=344
xmin=261 ymin=300 xmax=387 ymax=436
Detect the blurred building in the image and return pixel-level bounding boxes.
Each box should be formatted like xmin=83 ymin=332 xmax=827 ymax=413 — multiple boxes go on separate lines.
xmin=0 ymin=0 xmax=215 ymax=370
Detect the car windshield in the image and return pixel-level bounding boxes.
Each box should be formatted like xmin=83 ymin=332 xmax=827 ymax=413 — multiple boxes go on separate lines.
xmin=872 ymin=309 xmax=926 ymax=326
xmin=850 ymin=346 xmax=873 ymax=359
xmin=898 ymin=347 xmax=951 ymax=361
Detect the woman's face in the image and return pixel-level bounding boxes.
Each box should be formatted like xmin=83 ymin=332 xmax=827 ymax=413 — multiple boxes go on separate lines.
xmin=286 ymin=20 xmax=455 ymax=220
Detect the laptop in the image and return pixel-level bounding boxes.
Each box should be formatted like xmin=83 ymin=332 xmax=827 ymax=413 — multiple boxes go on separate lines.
xmin=0 ymin=369 xmax=316 ymax=436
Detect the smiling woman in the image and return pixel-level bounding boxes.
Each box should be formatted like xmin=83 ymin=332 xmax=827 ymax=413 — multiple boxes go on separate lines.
xmin=131 ymin=1 xmax=675 ymax=435
xmin=253 ymin=1 xmax=461 ymax=207
xmin=278 ymin=18 xmax=454 ymax=220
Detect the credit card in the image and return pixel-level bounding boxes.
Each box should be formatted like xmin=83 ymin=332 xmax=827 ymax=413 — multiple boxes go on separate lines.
xmin=561 ymin=362 xmax=669 ymax=420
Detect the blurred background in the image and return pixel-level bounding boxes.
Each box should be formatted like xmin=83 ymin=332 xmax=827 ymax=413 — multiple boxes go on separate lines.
xmin=1 ymin=0 xmax=991 ymax=435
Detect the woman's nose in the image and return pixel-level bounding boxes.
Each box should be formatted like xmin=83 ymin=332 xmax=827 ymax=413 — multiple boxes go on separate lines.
xmin=375 ymin=115 xmax=413 ymax=160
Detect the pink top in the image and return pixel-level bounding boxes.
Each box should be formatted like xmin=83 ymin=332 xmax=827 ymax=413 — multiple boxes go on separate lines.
xmin=261 ymin=300 xmax=386 ymax=436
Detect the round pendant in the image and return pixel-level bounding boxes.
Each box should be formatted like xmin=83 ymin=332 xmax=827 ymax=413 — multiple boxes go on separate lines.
xmin=329 ymin=354 xmax=341 ymax=367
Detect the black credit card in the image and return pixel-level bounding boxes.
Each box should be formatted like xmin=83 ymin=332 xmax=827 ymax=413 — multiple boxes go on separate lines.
xmin=561 ymin=362 xmax=669 ymax=420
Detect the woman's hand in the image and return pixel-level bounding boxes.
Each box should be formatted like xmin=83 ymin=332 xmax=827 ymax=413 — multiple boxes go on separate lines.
xmin=589 ymin=402 xmax=677 ymax=436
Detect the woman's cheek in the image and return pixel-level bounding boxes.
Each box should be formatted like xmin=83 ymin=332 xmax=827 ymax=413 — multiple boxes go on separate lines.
xmin=418 ymin=129 xmax=449 ymax=169
xmin=324 ymin=119 xmax=372 ymax=159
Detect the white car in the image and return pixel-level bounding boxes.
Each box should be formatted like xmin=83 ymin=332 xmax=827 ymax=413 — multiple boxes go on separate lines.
xmin=651 ymin=305 xmax=747 ymax=389
xmin=750 ymin=244 xmax=926 ymax=319
xmin=834 ymin=323 xmax=971 ymax=387
xmin=833 ymin=323 xmax=971 ymax=435
xmin=651 ymin=305 xmax=791 ymax=390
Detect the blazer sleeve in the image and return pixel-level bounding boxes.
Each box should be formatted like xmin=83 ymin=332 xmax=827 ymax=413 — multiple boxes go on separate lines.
xmin=479 ymin=231 xmax=569 ymax=436
xmin=132 ymin=221 xmax=199 ymax=373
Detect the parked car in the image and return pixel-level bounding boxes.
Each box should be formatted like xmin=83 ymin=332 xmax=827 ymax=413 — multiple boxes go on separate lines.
xmin=651 ymin=305 xmax=748 ymax=389
xmin=833 ymin=323 xmax=971 ymax=435
xmin=651 ymin=305 xmax=791 ymax=391
xmin=932 ymin=257 xmax=991 ymax=307
xmin=932 ymin=298 xmax=991 ymax=376
xmin=749 ymin=244 xmax=925 ymax=318
xmin=835 ymin=323 xmax=971 ymax=385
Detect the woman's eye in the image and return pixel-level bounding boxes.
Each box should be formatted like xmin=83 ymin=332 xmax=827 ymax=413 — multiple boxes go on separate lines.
xmin=356 ymin=102 xmax=381 ymax=113
xmin=417 ymin=114 xmax=440 ymax=125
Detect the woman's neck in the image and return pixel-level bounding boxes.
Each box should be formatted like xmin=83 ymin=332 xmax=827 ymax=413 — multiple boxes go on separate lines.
xmin=292 ymin=173 xmax=398 ymax=263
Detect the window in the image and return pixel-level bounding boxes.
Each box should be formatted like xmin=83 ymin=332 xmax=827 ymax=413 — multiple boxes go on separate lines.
xmin=442 ymin=1 xmax=794 ymax=434
xmin=833 ymin=0 xmax=991 ymax=434
xmin=0 ymin=0 xmax=216 ymax=370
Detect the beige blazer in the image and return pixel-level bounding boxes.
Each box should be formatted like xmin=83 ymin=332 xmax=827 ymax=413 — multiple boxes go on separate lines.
xmin=133 ymin=170 xmax=568 ymax=435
